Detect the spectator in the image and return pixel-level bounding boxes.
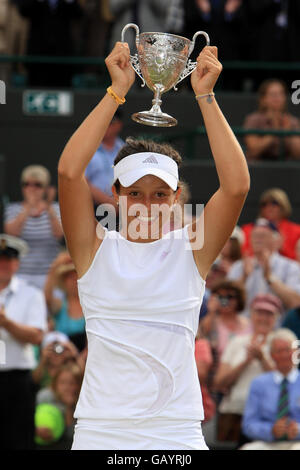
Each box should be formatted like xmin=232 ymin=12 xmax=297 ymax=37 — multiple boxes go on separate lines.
xmin=0 ymin=234 xmax=47 ymax=450
xmin=242 ymin=188 xmax=300 ymax=260
xmin=199 ymin=224 xmax=242 ymax=321
xmin=85 ymin=111 xmax=124 ymax=209
xmin=213 ymin=293 xmax=281 ymax=444
xmin=32 ymin=330 xmax=79 ymax=389
xmin=44 ymin=251 xmax=86 ymax=351
xmin=243 ymin=79 xmax=300 ymax=161
xmin=108 ymin=0 xmax=170 ymax=51
xmin=195 ymin=336 xmax=216 ymax=424
xmin=246 ymin=1 xmax=300 ymax=63
xmin=80 ymin=0 xmax=114 ymax=59
xmin=200 ymin=280 xmax=251 ymax=361
xmin=241 ymin=328 xmax=300 ymax=450
xmin=0 ymin=0 xmax=29 ymax=82
xmin=18 ymin=0 xmax=83 ymax=87
xmin=4 ymin=165 xmax=63 ymax=290
xmin=228 ymin=218 xmax=300 ymax=315
xmin=35 ymin=361 xmax=83 ymax=449
xmin=183 ymin=0 xmax=246 ymax=89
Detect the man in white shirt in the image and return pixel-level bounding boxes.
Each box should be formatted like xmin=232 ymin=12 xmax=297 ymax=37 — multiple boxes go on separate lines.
xmin=0 ymin=234 xmax=47 ymax=449
xmin=227 ymin=218 xmax=300 ymax=315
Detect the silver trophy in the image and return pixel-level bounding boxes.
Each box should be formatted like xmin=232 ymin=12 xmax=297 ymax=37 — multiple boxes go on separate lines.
xmin=121 ymin=23 xmax=210 ymax=127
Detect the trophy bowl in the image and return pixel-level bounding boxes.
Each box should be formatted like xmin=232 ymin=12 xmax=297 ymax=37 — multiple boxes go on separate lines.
xmin=121 ymin=23 xmax=210 ymax=127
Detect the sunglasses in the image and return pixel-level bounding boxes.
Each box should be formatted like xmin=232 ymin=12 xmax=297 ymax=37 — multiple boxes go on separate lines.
xmin=217 ymin=294 xmax=238 ymax=304
xmin=260 ymin=200 xmax=280 ymax=208
xmin=22 ymin=181 xmax=44 ymax=189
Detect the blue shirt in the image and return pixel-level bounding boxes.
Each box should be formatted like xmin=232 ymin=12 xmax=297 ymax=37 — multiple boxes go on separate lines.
xmin=242 ymin=369 xmax=300 ymax=442
xmin=54 ymin=298 xmax=85 ymax=338
xmin=85 ymin=138 xmax=124 ymax=196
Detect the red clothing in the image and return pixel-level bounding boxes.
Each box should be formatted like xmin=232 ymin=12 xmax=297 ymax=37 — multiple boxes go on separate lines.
xmin=195 ymin=339 xmax=216 ymax=423
xmin=242 ymin=218 xmax=300 ymax=260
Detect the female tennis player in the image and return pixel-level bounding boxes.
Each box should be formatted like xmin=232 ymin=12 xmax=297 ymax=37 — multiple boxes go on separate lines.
xmin=58 ymin=42 xmax=250 ymax=450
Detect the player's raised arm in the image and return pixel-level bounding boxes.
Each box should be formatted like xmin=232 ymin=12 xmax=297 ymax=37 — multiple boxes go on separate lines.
xmin=189 ymin=46 xmax=250 ymax=279
xmin=57 ymin=42 xmax=135 ymax=278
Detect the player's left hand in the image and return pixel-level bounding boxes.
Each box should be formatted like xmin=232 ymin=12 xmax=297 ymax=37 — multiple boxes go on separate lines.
xmin=191 ymin=46 xmax=222 ymax=96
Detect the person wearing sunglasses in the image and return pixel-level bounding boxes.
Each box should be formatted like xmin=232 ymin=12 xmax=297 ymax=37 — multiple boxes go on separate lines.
xmin=4 ymin=165 xmax=63 ymax=289
xmin=241 ymin=188 xmax=300 ymax=260
xmin=200 ymin=280 xmax=251 ymax=362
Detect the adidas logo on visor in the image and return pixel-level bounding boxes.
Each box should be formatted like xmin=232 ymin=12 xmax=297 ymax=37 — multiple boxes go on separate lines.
xmin=142 ymin=155 xmax=158 ymax=164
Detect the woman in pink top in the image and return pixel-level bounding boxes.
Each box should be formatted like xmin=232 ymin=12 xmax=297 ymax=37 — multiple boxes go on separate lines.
xmin=200 ymin=280 xmax=251 ymax=361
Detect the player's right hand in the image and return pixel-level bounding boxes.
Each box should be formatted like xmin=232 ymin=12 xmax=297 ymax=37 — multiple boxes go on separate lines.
xmin=105 ymin=42 xmax=135 ymax=98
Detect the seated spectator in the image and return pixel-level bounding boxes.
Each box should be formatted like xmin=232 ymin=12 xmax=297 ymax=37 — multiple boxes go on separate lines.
xmin=241 ymin=328 xmax=300 ymax=450
xmin=4 ymin=165 xmax=63 ymax=290
xmin=198 ymin=225 xmax=243 ymax=320
xmin=200 ymin=280 xmax=251 ymax=362
xmin=195 ymin=336 xmax=216 ymax=423
xmin=35 ymin=361 xmax=83 ymax=449
xmin=108 ymin=0 xmax=170 ymax=51
xmin=18 ymin=0 xmax=83 ymax=87
xmin=0 ymin=0 xmax=29 ymax=82
xmin=243 ymin=79 xmax=300 ymax=161
xmin=228 ymin=218 xmax=300 ymax=315
xmin=85 ymin=110 xmax=124 ymax=210
xmin=242 ymin=188 xmax=300 ymax=260
xmin=44 ymin=251 xmax=86 ymax=351
xmin=0 ymin=233 xmax=47 ymax=450
xmin=32 ymin=331 xmax=79 ymax=389
xmin=185 ymin=0 xmax=247 ymax=90
xmin=213 ymin=294 xmax=281 ymax=444
xmin=246 ymin=1 xmax=300 ymax=63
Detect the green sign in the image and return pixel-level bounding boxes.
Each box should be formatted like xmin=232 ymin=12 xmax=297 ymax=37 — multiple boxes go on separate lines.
xmin=23 ymin=90 xmax=73 ymax=116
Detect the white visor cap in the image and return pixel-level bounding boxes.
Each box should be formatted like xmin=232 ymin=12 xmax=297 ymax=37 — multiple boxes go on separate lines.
xmin=113 ymin=152 xmax=179 ymax=191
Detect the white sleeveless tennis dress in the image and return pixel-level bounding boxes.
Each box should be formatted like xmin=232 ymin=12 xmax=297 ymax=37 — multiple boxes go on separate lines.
xmin=71 ymin=225 xmax=208 ymax=450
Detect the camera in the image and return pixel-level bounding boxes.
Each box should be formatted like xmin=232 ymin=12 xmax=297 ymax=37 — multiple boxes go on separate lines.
xmin=53 ymin=342 xmax=65 ymax=355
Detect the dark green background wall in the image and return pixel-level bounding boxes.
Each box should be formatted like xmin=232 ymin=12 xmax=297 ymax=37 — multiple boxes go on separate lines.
xmin=1 ymin=87 xmax=300 ymax=225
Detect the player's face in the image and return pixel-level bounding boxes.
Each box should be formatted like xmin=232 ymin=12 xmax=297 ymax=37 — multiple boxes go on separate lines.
xmin=117 ymin=175 xmax=180 ymax=242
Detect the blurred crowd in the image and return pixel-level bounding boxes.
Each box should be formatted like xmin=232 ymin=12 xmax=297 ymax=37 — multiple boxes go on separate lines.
xmin=1 ymin=121 xmax=300 ymax=449
xmin=0 ymin=0 xmax=300 ymax=88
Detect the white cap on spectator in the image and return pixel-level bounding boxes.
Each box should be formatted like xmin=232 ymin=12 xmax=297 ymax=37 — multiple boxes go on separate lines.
xmin=42 ymin=331 xmax=69 ymax=349
xmin=230 ymin=226 xmax=245 ymax=245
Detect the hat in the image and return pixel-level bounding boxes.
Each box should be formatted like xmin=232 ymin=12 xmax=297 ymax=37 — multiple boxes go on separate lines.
xmin=21 ymin=165 xmax=50 ymax=187
xmin=0 ymin=234 xmax=29 ymax=258
xmin=55 ymin=263 xmax=77 ymax=289
xmin=41 ymin=331 xmax=69 ymax=349
xmin=113 ymin=152 xmax=179 ymax=191
xmin=230 ymin=226 xmax=245 ymax=245
xmin=251 ymin=293 xmax=282 ymax=315
xmin=254 ymin=218 xmax=279 ymax=232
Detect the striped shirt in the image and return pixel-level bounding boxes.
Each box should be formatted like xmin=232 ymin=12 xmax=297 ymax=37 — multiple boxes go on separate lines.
xmin=4 ymin=202 xmax=62 ymax=275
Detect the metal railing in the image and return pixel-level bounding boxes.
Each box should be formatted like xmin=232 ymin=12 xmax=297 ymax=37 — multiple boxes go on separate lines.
xmin=141 ymin=128 xmax=300 ymax=160
xmin=1 ymin=55 xmax=300 ymax=70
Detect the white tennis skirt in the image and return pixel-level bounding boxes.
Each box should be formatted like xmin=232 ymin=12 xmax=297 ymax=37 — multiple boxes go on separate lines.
xmin=71 ymin=417 xmax=209 ymax=450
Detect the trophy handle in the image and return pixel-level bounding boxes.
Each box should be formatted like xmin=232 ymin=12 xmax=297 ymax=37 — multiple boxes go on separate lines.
xmin=173 ymin=31 xmax=210 ymax=91
xmin=121 ymin=23 xmax=146 ymax=88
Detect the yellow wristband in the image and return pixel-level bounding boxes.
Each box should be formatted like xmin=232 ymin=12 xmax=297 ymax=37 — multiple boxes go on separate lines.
xmin=107 ymin=86 xmax=126 ymax=105
xmin=195 ymin=92 xmax=215 ymax=102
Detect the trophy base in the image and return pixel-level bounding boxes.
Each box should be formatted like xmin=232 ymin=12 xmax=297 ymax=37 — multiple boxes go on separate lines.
xmin=132 ymin=111 xmax=177 ymax=127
